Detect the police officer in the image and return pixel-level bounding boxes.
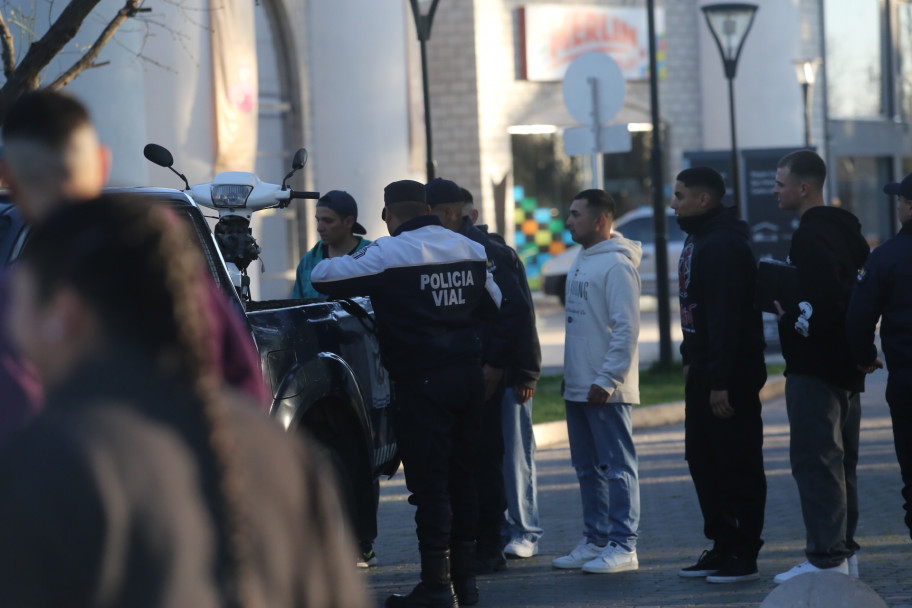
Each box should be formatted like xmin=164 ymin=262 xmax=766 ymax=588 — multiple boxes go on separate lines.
xmin=311 ymin=180 xmax=501 ymax=608
xmin=846 ymin=171 xmax=912 ymax=540
xmin=425 ymin=178 xmax=535 ymax=574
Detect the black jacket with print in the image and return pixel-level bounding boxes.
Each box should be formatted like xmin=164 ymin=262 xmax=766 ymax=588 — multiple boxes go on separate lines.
xmin=779 ymin=205 xmax=869 ymax=392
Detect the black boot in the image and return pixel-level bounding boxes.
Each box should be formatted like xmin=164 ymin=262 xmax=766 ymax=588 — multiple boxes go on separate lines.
xmin=386 ymin=548 xmax=459 ymax=608
xmin=450 ymin=541 xmax=479 ymax=606
xmin=475 ymin=539 xmax=507 ymax=574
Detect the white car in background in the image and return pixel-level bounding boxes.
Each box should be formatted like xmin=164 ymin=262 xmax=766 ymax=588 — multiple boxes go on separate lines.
xmin=541 ymin=207 xmax=686 ymax=304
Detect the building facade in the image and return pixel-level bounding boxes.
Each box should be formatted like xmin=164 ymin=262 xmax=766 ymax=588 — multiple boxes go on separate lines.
xmin=4 ymin=0 xmax=907 ymax=296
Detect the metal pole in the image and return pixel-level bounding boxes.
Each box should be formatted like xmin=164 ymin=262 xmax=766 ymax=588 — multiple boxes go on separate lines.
xmin=802 ymin=82 xmax=812 ymax=147
xmin=646 ymin=0 xmax=672 ymax=369
xmin=588 ymin=77 xmax=603 ymax=190
xmin=419 ymin=36 xmax=436 ymax=181
xmin=727 ymin=72 xmax=742 ymax=214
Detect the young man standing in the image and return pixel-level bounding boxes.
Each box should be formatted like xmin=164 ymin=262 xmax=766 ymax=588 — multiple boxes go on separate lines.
xmin=771 ymin=150 xmax=869 ymax=583
xmin=672 ymin=167 xmax=767 ymax=583
xmin=552 ymin=189 xmax=641 ymax=574
xmin=291 ymin=190 xmax=371 ymax=299
xmin=846 ymin=172 xmax=912 ymax=541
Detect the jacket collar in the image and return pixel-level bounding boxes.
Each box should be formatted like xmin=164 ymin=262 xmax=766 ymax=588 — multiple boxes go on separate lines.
xmin=392 ymin=214 xmax=442 ymax=237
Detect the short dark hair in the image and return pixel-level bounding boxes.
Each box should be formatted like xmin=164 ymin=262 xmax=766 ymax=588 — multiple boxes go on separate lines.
xmin=572 ymin=189 xmax=616 ymax=219
xmin=676 ymin=166 xmax=726 ymax=202
xmin=2 ymin=90 xmax=92 ymax=148
xmin=778 ymin=150 xmax=826 ymax=186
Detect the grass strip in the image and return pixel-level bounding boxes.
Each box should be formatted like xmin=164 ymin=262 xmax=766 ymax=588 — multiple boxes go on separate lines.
xmin=531 ymin=362 xmax=787 ymax=425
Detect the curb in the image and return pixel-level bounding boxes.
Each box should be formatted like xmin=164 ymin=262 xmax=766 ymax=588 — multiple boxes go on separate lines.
xmin=533 ymin=377 xmax=787 ymax=449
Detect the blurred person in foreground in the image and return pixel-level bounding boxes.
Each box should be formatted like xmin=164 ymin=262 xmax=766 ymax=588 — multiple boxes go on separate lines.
xmin=0 ymin=89 xmax=267 ymax=436
xmin=672 ymin=167 xmax=767 ymax=583
xmin=0 ymin=196 xmax=367 ymax=608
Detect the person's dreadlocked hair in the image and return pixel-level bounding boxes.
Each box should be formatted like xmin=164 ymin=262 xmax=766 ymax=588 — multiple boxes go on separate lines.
xmin=18 ymin=195 xmax=252 ymax=607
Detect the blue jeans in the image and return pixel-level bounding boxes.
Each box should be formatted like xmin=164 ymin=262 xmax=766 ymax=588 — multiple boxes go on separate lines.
xmin=565 ymin=400 xmax=640 ymax=551
xmin=501 ymin=388 xmax=543 ymax=544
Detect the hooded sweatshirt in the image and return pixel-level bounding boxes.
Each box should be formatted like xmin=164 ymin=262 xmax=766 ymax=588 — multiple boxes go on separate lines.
xmin=563 ymin=235 xmax=642 ymax=404
xmin=677 ymin=206 xmax=766 ymax=391
xmin=780 ymin=205 xmax=869 ymax=392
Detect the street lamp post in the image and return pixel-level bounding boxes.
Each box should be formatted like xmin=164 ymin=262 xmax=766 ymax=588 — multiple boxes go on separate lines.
xmin=408 ymin=0 xmax=441 ymax=181
xmin=701 ymin=3 xmax=758 ymax=212
xmin=793 ymin=58 xmax=821 ymax=148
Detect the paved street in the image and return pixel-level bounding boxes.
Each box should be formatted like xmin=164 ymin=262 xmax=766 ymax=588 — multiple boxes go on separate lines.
xmin=364 ymin=367 xmax=912 ymax=607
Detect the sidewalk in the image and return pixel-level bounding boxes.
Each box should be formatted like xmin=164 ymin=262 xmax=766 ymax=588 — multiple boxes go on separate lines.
xmin=365 ymin=368 xmax=912 ymax=608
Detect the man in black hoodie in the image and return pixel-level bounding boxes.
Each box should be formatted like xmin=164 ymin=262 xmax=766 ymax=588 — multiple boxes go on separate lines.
xmin=771 ymin=150 xmax=869 ymax=584
xmin=672 ymin=167 xmax=768 ymax=584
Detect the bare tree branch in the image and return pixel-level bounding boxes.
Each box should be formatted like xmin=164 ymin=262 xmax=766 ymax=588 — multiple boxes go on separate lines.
xmin=0 ymin=0 xmax=105 ymax=121
xmin=48 ymin=0 xmax=141 ymax=90
xmin=0 ymin=11 xmax=16 ymax=79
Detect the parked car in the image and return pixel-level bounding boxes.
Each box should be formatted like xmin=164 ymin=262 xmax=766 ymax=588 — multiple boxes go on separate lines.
xmin=0 ymin=187 xmax=397 ymax=544
xmin=541 ymin=207 xmax=686 ymax=303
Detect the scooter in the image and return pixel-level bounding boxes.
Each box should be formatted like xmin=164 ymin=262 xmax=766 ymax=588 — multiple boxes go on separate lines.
xmin=143 ymin=143 xmax=320 ymax=301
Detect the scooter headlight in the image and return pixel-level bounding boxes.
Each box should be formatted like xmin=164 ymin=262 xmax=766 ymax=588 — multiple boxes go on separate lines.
xmin=211 ymin=184 xmax=253 ymax=208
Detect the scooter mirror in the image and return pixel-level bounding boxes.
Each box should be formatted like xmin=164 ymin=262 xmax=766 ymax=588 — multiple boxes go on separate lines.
xmin=291 ymin=148 xmax=307 ymax=171
xmin=144 ymin=144 xmax=174 ymax=168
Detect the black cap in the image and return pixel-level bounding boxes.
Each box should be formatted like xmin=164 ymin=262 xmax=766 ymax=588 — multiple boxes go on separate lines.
xmin=884 ymin=173 xmax=912 ymax=199
xmin=317 ymin=190 xmax=366 ymax=235
xmin=384 ymin=180 xmax=426 ymax=205
xmin=426 ymin=178 xmax=464 ymax=207
xmin=460 ymin=187 xmax=474 ymax=204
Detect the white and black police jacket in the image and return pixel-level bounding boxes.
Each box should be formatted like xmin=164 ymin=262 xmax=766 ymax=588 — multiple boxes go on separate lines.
xmin=311 ymin=215 xmax=502 ymax=381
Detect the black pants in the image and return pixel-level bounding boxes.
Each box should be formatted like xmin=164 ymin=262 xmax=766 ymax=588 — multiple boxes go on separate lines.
xmin=391 ymin=364 xmax=484 ymax=550
xmin=474 ymin=382 xmax=507 ymax=549
xmin=684 ymin=366 xmax=767 ymax=559
xmin=886 ymin=372 xmax=912 ymax=536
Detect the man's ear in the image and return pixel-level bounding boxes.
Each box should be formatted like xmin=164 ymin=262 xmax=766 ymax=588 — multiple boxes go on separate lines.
xmin=343 ymin=215 xmax=355 ymax=230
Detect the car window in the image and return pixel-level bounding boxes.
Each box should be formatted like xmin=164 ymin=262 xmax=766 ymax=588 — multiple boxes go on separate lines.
xmin=616 ymin=214 xmax=686 ymax=244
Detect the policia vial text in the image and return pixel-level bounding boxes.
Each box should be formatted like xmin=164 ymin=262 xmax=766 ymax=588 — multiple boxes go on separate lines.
xmin=420 ymin=270 xmax=475 ymax=306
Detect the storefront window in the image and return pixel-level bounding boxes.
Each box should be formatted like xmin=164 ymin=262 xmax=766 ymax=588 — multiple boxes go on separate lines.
xmin=825 ymin=0 xmax=883 ymax=118
xmin=834 ymin=156 xmax=893 ymax=247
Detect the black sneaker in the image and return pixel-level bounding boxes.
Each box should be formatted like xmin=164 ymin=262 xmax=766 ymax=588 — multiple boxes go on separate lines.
xmin=678 ymin=548 xmax=727 ymax=578
xmin=705 ymin=555 xmax=759 ymax=583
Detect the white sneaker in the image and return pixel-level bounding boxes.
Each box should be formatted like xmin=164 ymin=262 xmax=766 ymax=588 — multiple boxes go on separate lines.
xmin=504 ymin=537 xmax=539 ymax=558
xmin=551 ymin=538 xmax=605 ymax=569
xmin=581 ymin=541 xmax=639 ymax=574
xmin=848 ymin=554 xmax=858 ymax=578
xmin=773 ymin=559 xmax=849 ymax=584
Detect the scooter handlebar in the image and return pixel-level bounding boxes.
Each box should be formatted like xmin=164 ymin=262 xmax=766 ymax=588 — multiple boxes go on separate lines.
xmin=290 ymin=190 xmax=321 ymax=200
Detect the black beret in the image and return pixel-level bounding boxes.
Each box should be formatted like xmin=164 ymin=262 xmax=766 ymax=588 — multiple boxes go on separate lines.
xmin=426 ymin=178 xmax=464 ymax=207
xmin=384 ymin=180 xmax=426 ymax=205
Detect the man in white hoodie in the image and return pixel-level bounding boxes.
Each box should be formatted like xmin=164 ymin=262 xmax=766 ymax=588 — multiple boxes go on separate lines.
xmin=552 ymin=189 xmax=642 ymax=574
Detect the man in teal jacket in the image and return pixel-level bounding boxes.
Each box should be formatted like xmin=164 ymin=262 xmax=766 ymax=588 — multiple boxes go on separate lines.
xmin=291 ymin=190 xmax=371 ymax=299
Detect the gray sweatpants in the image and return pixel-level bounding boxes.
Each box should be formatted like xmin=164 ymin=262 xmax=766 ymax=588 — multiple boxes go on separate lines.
xmin=785 ymin=373 xmax=860 ymax=568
